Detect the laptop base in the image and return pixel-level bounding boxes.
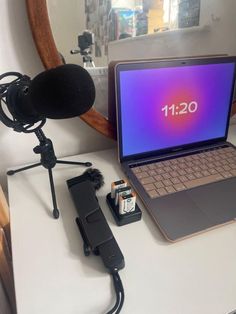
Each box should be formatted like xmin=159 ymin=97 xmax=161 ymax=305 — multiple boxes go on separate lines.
xmin=147 ymin=177 xmax=236 ymax=242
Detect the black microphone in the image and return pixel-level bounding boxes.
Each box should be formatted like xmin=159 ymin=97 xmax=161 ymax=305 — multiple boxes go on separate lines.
xmin=29 ymin=64 xmax=95 ymax=119
xmin=0 ymin=67 xmax=94 ymax=220
xmin=0 ymin=64 xmax=95 ymax=129
xmin=67 ymin=168 xmax=125 ymax=273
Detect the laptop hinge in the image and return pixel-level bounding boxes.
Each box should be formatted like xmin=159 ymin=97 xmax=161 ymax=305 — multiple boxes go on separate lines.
xmin=127 ymin=141 xmax=229 ymax=168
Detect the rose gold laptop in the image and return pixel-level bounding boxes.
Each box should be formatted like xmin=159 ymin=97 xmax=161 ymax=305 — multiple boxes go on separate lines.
xmin=115 ymin=56 xmax=236 ymax=242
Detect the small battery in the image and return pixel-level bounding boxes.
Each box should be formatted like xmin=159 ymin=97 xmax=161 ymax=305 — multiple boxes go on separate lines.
xmin=119 ymin=192 xmax=136 ymax=215
xmin=111 ymin=179 xmax=127 ymax=198
xmin=114 ymin=186 xmax=131 ymax=206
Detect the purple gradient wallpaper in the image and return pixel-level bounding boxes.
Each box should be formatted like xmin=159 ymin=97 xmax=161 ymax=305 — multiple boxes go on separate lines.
xmin=118 ymin=63 xmax=235 ymax=158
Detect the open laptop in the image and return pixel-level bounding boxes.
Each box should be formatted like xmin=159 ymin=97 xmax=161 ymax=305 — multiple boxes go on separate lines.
xmin=115 ymin=56 xmax=236 ymax=242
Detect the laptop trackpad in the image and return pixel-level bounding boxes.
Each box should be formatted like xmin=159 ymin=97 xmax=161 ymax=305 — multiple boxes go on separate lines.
xmin=187 ymin=177 xmax=236 ymax=224
xmin=152 ymin=193 xmax=212 ymax=241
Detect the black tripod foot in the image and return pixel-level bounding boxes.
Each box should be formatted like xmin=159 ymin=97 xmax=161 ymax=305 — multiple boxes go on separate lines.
xmin=7 ymin=170 xmax=15 ymax=176
xmin=53 ymin=208 xmax=60 ymax=219
xmin=56 ymin=160 xmax=92 ymax=167
xmin=7 ymin=162 xmax=42 ymax=176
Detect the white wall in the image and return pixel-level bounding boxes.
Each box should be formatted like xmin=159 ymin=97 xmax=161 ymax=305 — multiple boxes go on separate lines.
xmin=108 ymin=0 xmax=236 ymax=60
xmin=0 ymin=0 xmax=115 ymax=191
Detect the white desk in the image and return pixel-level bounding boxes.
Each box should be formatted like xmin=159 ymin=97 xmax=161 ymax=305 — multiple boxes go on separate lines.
xmin=8 ymin=125 xmax=236 ymax=314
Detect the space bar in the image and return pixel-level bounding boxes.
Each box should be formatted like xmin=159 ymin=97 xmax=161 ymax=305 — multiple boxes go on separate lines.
xmin=184 ymin=174 xmax=224 ymax=189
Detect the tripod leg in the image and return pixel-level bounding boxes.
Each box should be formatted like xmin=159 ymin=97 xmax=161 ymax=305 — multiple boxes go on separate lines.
xmin=48 ymin=168 xmax=60 ymax=219
xmin=7 ymin=163 xmax=41 ymax=175
xmin=56 ymin=160 xmax=92 ymax=167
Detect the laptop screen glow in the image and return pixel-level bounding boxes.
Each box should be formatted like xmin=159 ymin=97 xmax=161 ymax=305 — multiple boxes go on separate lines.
xmin=117 ymin=62 xmax=236 ymax=158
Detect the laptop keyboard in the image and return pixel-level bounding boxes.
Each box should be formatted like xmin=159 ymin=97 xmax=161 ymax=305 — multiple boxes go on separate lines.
xmin=131 ymin=146 xmax=236 ymax=199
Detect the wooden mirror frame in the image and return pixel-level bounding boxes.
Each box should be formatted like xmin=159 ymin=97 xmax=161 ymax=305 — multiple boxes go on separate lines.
xmin=25 ymin=0 xmax=116 ymax=140
xmin=26 ymin=0 xmax=236 ymax=139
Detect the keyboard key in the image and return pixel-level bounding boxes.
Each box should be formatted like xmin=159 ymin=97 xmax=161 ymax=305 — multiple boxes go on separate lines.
xmin=202 ymin=170 xmax=210 ymax=176
xmin=165 ymin=186 xmax=176 ymax=193
xmin=140 ymin=177 xmax=155 ymax=184
xmin=179 ymin=175 xmax=188 ymax=182
xmin=178 ymin=169 xmax=187 ymax=176
xmin=208 ymin=168 xmax=218 ymax=175
xmin=162 ymin=173 xmax=171 ymax=180
xmin=186 ymin=168 xmax=194 ymax=174
xmin=143 ymin=183 xmax=155 ymax=191
xmin=171 ymin=177 xmax=180 ymax=184
xmin=163 ymin=179 xmax=172 ymax=186
xmin=195 ymin=171 xmax=203 ymax=178
xmin=148 ymin=190 xmax=159 ymax=198
xmin=186 ymin=174 xmax=196 ymax=180
xmin=148 ymin=170 xmax=157 ymax=176
xmin=223 ymin=165 xmax=231 ymax=171
xmin=156 ymin=188 xmax=168 ymax=196
xmin=156 ymin=168 xmax=165 ymax=174
xmin=154 ymin=175 xmax=163 ymax=181
xmin=136 ymin=172 xmax=149 ymax=179
xmin=174 ymin=183 xmax=186 ymax=191
xmin=192 ymin=166 xmax=201 ymax=172
xmin=154 ymin=181 xmax=164 ymax=189
xmin=132 ymin=167 xmax=140 ymax=174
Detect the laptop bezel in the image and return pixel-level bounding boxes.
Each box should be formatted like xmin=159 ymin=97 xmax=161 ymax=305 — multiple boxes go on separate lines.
xmin=115 ymin=56 xmax=236 ymax=163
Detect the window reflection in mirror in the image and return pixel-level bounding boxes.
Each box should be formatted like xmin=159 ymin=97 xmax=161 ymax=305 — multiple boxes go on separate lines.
xmin=47 ymin=0 xmax=200 ymax=67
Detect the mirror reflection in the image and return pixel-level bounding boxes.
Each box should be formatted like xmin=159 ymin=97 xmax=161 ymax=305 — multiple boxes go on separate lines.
xmin=47 ymin=0 xmax=200 ymax=67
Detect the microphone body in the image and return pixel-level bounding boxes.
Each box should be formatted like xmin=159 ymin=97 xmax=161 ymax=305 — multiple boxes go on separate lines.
xmin=29 ymin=64 xmax=95 ymax=119
xmin=0 ymin=64 xmax=95 ymax=127
xmin=67 ymin=169 xmax=125 ymax=273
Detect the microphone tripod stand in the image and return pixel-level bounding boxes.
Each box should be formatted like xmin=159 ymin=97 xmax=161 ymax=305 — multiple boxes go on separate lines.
xmin=7 ymin=128 xmax=92 ymax=219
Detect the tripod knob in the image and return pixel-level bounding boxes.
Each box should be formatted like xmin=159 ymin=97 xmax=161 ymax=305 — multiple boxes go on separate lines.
xmin=33 ymin=145 xmax=43 ymax=154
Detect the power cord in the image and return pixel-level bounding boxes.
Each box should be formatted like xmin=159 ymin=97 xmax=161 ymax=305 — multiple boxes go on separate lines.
xmin=107 ymin=272 xmax=124 ymax=314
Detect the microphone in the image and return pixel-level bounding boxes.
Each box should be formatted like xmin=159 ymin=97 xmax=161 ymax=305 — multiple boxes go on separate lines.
xmin=29 ymin=64 xmax=95 ymax=119
xmin=0 ymin=66 xmax=95 ymax=219
xmin=0 ymin=64 xmax=95 ymax=130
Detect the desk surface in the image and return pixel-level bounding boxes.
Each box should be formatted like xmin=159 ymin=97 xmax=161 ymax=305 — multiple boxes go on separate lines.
xmin=8 ymin=126 xmax=236 ymax=314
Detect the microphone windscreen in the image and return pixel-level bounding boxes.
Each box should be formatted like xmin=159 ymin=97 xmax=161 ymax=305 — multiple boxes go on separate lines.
xmin=67 ymin=168 xmax=104 ymax=191
xmin=28 ymin=64 xmax=95 ymax=119
xmin=83 ymin=168 xmax=104 ymax=190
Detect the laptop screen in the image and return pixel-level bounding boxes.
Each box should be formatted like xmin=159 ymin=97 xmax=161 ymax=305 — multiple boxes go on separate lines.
xmin=116 ymin=58 xmax=236 ymax=160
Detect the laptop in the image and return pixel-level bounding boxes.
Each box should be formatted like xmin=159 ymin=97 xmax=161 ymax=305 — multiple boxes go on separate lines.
xmin=115 ymin=56 xmax=236 ymax=242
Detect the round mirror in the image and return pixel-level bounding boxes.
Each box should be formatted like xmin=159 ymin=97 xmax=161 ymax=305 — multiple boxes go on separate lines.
xmin=26 ymin=0 xmax=236 ymax=139
xmin=26 ymin=0 xmax=116 ymax=139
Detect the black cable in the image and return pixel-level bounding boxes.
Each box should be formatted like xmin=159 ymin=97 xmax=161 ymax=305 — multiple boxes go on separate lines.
xmin=106 ymin=272 xmax=124 ymax=314
xmin=113 ymin=273 xmax=124 ymax=314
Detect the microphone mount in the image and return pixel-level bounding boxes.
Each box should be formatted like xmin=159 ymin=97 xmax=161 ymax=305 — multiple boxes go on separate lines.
xmin=0 ymin=71 xmax=92 ymax=219
xmin=0 ymin=72 xmax=46 ymax=133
